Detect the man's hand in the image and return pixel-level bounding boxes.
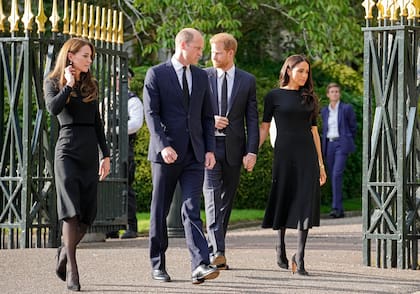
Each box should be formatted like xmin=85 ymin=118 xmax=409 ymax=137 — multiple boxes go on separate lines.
xmin=161 ymin=146 xmax=178 ymax=164
xmin=214 ymin=115 xmax=229 ymax=131
xmin=242 ymin=153 xmax=257 ymax=172
xmin=205 ymin=152 xmax=216 ymax=170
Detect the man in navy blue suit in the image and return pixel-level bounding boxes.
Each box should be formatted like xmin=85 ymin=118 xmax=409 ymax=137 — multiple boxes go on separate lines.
xmin=321 ymin=83 xmax=357 ymax=218
xmin=143 ymin=28 xmax=219 ymax=284
xmin=203 ymin=33 xmax=259 ymax=270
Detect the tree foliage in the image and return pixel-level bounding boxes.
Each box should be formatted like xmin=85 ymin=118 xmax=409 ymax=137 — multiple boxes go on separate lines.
xmin=131 ymin=0 xmax=364 ymax=68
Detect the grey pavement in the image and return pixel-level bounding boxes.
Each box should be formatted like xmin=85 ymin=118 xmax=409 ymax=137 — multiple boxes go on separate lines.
xmin=0 ymin=216 xmax=419 ymax=294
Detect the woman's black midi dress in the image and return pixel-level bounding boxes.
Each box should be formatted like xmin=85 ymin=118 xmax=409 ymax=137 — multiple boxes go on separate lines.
xmin=262 ymin=88 xmax=320 ymax=230
xmin=44 ymin=78 xmax=109 ymax=225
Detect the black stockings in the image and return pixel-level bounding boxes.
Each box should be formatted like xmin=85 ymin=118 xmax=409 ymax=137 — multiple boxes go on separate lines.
xmin=277 ymin=228 xmax=308 ymax=262
xmin=62 ymin=217 xmax=87 ymax=288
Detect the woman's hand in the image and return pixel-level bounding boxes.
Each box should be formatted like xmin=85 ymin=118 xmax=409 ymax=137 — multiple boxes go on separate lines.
xmin=99 ymin=157 xmax=111 ymax=181
xmin=319 ymin=165 xmax=327 ymax=186
xmin=64 ymin=65 xmax=75 ymax=87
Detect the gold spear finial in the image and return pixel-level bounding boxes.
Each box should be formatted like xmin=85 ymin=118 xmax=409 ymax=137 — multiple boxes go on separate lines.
xmin=76 ymin=2 xmax=82 ymax=37
xmin=362 ymin=0 xmax=377 ymax=19
xmin=0 ymin=0 xmax=6 ymax=32
xmin=82 ymin=3 xmax=88 ymax=38
xmin=376 ymin=0 xmax=385 ymax=20
xmin=63 ymin=0 xmax=69 ymax=34
xmin=70 ymin=0 xmax=76 ymax=35
xmin=408 ymin=0 xmax=420 ymax=19
xmin=94 ymin=6 xmax=101 ymax=40
xmin=22 ymin=0 xmax=34 ymax=31
xmin=112 ymin=10 xmax=118 ymax=43
xmin=8 ymin=0 xmax=20 ymax=32
xmin=118 ymin=12 xmax=124 ymax=44
xmin=35 ymin=0 xmax=48 ymax=33
xmin=380 ymin=0 xmax=395 ymax=19
xmin=398 ymin=0 xmax=410 ymax=16
xmin=106 ymin=9 xmax=112 ymax=42
xmin=88 ymin=5 xmax=95 ymax=39
xmin=100 ymin=7 xmax=107 ymax=41
xmin=390 ymin=1 xmax=400 ymax=21
xmin=49 ymin=0 xmax=61 ymax=32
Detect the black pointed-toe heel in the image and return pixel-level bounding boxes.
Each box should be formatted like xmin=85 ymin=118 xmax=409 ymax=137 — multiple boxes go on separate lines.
xmin=291 ymin=254 xmax=308 ymax=276
xmin=55 ymin=246 xmax=67 ymax=281
xmin=67 ymin=270 xmax=81 ymax=291
xmin=276 ymin=246 xmax=289 ymax=270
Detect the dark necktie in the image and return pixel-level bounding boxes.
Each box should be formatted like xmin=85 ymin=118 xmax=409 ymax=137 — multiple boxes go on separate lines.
xmin=220 ymin=72 xmax=227 ymax=116
xmin=182 ymin=66 xmax=189 ymax=108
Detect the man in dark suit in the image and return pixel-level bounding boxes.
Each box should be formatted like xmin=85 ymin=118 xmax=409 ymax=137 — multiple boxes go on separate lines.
xmin=143 ymin=28 xmax=219 ymax=284
xmin=203 ymin=33 xmax=259 ymax=269
xmin=321 ymin=83 xmax=357 ymax=218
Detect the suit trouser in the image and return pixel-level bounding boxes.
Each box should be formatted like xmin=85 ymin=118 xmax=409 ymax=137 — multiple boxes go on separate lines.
xmin=127 ymin=154 xmax=137 ymax=232
xmin=326 ymin=140 xmax=348 ymax=213
xmin=149 ymin=146 xmax=209 ymax=272
xmin=203 ymin=137 xmax=241 ymax=255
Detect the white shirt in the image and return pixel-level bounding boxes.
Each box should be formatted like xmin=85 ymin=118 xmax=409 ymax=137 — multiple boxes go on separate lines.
xmin=171 ymin=56 xmax=191 ymax=95
xmin=127 ymin=94 xmax=144 ymax=135
xmin=327 ymin=101 xmax=340 ymax=139
xmin=215 ymin=66 xmax=235 ymax=137
xmin=216 ymin=66 xmax=235 ymax=115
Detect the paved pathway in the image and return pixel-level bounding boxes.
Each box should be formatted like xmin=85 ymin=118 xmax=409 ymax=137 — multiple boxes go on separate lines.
xmin=0 ymin=216 xmax=419 ymax=293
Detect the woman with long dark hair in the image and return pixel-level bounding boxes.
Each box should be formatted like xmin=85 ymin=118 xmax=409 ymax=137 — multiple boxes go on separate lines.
xmin=44 ymin=38 xmax=110 ymax=291
xmin=259 ymin=54 xmax=326 ymax=275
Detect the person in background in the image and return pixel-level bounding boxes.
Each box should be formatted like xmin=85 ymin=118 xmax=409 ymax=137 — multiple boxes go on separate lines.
xmin=203 ymin=32 xmax=259 ymax=270
xmin=320 ymin=83 xmax=357 ymax=218
xmin=44 ymin=37 xmax=110 ymax=291
xmin=120 ymin=68 xmax=144 ymax=239
xmin=259 ymin=54 xmax=326 ymax=276
xmin=143 ymin=28 xmax=219 ymax=284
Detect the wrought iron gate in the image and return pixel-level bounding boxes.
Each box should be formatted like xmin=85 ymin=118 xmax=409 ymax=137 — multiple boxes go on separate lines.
xmin=0 ymin=0 xmax=129 ymax=249
xmin=362 ymin=0 xmax=420 ymax=269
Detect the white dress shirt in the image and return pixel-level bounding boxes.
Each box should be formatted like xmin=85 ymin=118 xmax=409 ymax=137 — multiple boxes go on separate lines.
xmin=327 ymin=101 xmax=340 ymax=139
xmin=171 ymin=56 xmax=191 ymax=95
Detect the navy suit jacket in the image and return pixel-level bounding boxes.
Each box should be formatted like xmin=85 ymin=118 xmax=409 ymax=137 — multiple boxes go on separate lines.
xmin=321 ymin=102 xmax=357 ymax=156
xmin=205 ymin=67 xmax=259 ymax=166
xmin=143 ymin=61 xmax=215 ymax=163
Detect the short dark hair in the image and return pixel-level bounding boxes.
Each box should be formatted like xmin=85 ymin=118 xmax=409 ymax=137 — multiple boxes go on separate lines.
xmin=127 ymin=68 xmax=134 ymax=79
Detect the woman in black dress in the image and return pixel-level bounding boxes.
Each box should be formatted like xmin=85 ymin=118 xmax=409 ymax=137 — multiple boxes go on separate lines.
xmin=259 ymin=54 xmax=326 ymax=275
xmin=44 ymin=38 xmax=110 ymax=291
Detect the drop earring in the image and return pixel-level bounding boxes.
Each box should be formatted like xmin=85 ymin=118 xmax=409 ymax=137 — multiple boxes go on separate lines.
xmin=69 ymin=61 xmax=73 ymax=66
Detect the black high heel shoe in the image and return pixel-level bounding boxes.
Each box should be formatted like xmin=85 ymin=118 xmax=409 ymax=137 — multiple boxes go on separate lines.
xmin=55 ymin=246 xmax=67 ymax=281
xmin=276 ymin=246 xmax=289 ymax=269
xmin=291 ymin=254 xmax=308 ymax=276
xmin=67 ymin=270 xmax=81 ymax=291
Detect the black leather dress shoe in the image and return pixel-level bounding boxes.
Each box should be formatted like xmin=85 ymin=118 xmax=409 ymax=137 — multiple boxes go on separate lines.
xmin=191 ymin=264 xmax=219 ymax=284
xmin=120 ymin=230 xmax=137 ymax=239
xmin=151 ymin=269 xmax=171 ymax=282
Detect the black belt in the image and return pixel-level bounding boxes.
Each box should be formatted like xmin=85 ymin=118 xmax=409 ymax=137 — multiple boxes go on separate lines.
xmin=328 ymin=137 xmax=339 ymax=142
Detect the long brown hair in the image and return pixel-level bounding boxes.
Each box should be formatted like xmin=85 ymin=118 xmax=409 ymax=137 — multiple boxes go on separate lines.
xmin=279 ymin=54 xmax=318 ymax=119
xmin=48 ymin=38 xmax=98 ymax=103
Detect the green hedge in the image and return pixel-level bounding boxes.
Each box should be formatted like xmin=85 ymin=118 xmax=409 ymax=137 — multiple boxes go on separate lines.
xmin=128 ymin=61 xmax=363 ymax=212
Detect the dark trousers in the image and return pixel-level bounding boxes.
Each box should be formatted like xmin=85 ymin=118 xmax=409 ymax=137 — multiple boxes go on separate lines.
xmin=203 ymin=137 xmax=241 ymax=255
xmin=127 ymin=154 xmax=137 ymax=232
xmin=326 ymin=140 xmax=348 ymax=213
xmin=149 ymin=144 xmax=209 ymax=271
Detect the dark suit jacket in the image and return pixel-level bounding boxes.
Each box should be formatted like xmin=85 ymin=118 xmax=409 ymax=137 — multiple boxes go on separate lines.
xmin=205 ymin=67 xmax=259 ymax=166
xmin=143 ymin=61 xmax=215 ymax=163
xmin=321 ymin=102 xmax=357 ymax=156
